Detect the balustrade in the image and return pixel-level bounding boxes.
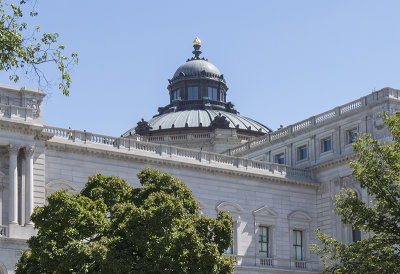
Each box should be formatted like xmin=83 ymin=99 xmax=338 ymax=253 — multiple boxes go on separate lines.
xmin=294 ymin=261 xmax=307 ymax=269
xmin=43 ymin=125 xmax=313 ymax=181
xmin=259 ymin=257 xmax=273 ymax=266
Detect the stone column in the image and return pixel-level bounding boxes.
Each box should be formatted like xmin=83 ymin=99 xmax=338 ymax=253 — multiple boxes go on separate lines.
xmin=25 ymin=146 xmax=35 ymax=225
xmin=8 ymin=145 xmax=19 ymax=224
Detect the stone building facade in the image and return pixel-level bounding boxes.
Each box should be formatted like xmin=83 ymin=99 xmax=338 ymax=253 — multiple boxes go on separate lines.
xmin=0 ymin=39 xmax=399 ymax=273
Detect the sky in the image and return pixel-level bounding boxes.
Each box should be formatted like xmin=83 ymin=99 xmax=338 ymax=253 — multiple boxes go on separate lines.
xmin=2 ymin=1 xmax=400 ymax=137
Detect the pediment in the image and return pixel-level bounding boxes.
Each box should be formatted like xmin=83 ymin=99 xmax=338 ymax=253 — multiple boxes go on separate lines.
xmin=46 ymin=179 xmax=78 ymax=195
xmin=253 ymin=206 xmax=278 ymax=218
xmin=287 ymin=211 xmax=312 ymax=222
xmin=216 ymin=201 xmax=243 ymax=214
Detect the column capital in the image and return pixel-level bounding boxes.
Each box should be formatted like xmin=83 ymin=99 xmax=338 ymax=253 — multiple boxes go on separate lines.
xmin=25 ymin=146 xmax=35 ymax=157
xmin=8 ymin=145 xmax=20 ymax=155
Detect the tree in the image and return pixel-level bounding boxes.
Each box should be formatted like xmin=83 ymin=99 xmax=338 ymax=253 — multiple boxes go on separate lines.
xmin=0 ymin=0 xmax=78 ymax=95
xmin=311 ymin=112 xmax=400 ymax=273
xmin=16 ymin=168 xmax=234 ymax=273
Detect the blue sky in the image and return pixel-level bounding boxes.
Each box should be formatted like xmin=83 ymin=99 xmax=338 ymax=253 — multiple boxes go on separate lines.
xmin=2 ymin=1 xmax=400 ymax=136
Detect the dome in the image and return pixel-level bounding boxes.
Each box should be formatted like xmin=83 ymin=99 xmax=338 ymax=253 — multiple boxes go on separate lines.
xmin=122 ymin=110 xmax=271 ymax=136
xmin=173 ymin=59 xmax=222 ymax=79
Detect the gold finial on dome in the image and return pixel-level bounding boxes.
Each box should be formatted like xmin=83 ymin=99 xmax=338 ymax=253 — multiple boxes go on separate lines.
xmin=193 ymin=37 xmax=201 ymax=46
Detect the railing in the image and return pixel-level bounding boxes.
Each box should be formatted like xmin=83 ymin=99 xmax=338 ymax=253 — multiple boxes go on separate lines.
xmin=44 ymin=126 xmax=313 ymax=182
xmin=225 ymin=95 xmax=370 ymax=156
xmin=0 ymin=225 xmax=7 ymax=237
xmin=259 ymin=257 xmax=273 ymax=266
xmin=294 ymin=260 xmax=307 ymax=269
xmin=144 ymin=133 xmax=213 ymax=143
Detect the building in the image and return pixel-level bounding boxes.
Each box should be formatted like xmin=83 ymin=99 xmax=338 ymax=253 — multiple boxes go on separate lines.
xmin=0 ymin=38 xmax=399 ymax=273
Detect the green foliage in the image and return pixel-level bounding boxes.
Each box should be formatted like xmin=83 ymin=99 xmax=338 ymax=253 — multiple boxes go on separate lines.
xmin=16 ymin=168 xmax=234 ymax=273
xmin=0 ymin=0 xmax=78 ymax=95
xmin=311 ymin=112 xmax=400 ymax=273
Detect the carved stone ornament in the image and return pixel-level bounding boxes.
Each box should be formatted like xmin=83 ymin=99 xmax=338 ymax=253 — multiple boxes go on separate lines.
xmin=25 ymin=146 xmax=35 ymax=157
xmin=135 ymin=118 xmax=153 ymax=135
xmin=334 ymin=175 xmax=356 ymax=189
xmin=8 ymin=145 xmax=20 ymax=155
xmin=210 ymin=113 xmax=230 ymax=129
xmin=27 ymin=99 xmax=41 ymax=117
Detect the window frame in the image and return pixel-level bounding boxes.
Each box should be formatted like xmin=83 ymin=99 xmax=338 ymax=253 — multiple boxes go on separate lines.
xmin=297 ymin=145 xmax=308 ymax=161
xmin=321 ymin=137 xmax=332 ymax=153
xmin=258 ymin=225 xmax=270 ymax=257
xmin=187 ymin=86 xmax=199 ymax=100
xmin=172 ymin=89 xmax=180 ymax=101
xmin=346 ymin=128 xmax=358 ymax=145
xmin=207 ymin=87 xmax=218 ymax=101
xmin=292 ymin=230 xmax=303 ymax=261
xmin=274 ymin=153 xmax=285 ymax=165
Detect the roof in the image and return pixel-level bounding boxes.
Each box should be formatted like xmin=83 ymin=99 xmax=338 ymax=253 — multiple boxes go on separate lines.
xmin=173 ymin=59 xmax=221 ymax=79
xmin=122 ymin=109 xmax=271 ymax=136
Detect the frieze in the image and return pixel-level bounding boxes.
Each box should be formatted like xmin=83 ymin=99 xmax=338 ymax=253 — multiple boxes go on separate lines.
xmin=45 ymin=141 xmax=319 ymax=188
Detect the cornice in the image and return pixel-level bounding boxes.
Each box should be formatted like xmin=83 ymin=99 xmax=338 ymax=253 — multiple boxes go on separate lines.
xmin=0 ymin=119 xmax=43 ymax=136
xmin=310 ymin=152 xmax=359 ymax=171
xmin=45 ymin=140 xmax=320 ymax=188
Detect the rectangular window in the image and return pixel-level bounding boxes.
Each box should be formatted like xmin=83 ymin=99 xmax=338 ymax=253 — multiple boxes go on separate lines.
xmin=347 ymin=128 xmax=358 ymax=144
xmin=259 ymin=226 xmax=269 ymax=257
xmin=352 ymin=227 xmax=361 ymax=242
xmin=225 ymin=222 xmax=235 ymax=254
xmin=187 ymin=86 xmax=199 ymax=100
xmin=275 ymin=153 xmax=285 ymax=164
xmin=172 ymin=89 xmax=180 ymax=100
xmin=297 ymin=146 xmax=307 ymax=161
xmin=293 ymin=230 xmax=303 ymax=260
xmin=208 ymin=87 xmax=218 ymax=101
xmin=322 ymin=137 xmax=332 ymax=152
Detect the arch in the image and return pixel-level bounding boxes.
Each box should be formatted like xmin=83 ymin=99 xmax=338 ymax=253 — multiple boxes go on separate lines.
xmin=287 ymin=211 xmax=312 ymax=223
xmin=46 ymin=179 xmax=78 ymax=196
xmin=252 ymin=205 xmax=278 ymax=218
xmin=216 ymin=201 xmax=243 ymax=214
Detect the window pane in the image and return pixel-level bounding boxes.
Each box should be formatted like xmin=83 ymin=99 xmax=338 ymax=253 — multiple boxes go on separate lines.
xmin=298 ymin=146 xmax=307 ymax=160
xmin=208 ymin=87 xmax=217 ymax=100
xmin=172 ymin=89 xmax=180 ymax=100
xmin=275 ymin=153 xmax=285 ymax=164
xmin=259 ymin=226 xmax=269 ymax=256
xmin=188 ymin=86 xmax=199 ymax=100
xmin=323 ymin=138 xmax=332 ymax=152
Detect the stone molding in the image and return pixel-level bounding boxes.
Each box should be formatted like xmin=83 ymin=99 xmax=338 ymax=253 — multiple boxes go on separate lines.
xmin=24 ymin=146 xmax=35 ymax=157
xmin=8 ymin=145 xmax=20 ymax=155
xmin=252 ymin=205 xmax=278 ymax=219
xmin=287 ymin=211 xmax=312 ymax=223
xmin=45 ymin=140 xmax=320 ymax=188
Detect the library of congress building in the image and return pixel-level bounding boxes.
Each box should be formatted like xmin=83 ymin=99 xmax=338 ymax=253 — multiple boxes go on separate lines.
xmin=0 ymin=38 xmax=398 ymax=273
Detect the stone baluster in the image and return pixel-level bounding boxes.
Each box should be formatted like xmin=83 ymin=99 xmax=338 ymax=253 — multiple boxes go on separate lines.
xmin=8 ymin=145 xmax=19 ymax=224
xmin=25 ymin=146 xmax=35 ymax=225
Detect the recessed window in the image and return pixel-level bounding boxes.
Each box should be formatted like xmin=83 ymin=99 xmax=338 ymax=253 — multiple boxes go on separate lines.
xmin=293 ymin=230 xmax=303 ymax=260
xmin=275 ymin=153 xmax=285 ymax=164
xmin=187 ymin=86 xmax=199 ymax=100
xmin=208 ymin=87 xmax=218 ymax=101
xmin=347 ymin=128 xmax=358 ymax=144
xmin=297 ymin=145 xmax=308 ymax=161
xmin=172 ymin=89 xmax=180 ymax=100
xmin=321 ymin=137 xmax=332 ymax=152
xmin=259 ymin=226 xmax=269 ymax=257
xmin=225 ymin=222 xmax=235 ymax=254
